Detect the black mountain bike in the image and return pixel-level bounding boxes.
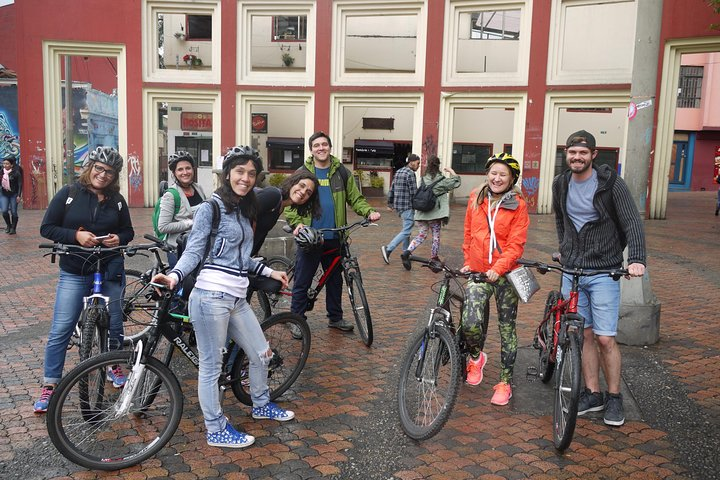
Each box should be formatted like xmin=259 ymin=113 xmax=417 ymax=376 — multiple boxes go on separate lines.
xmin=45 ymin=283 xmax=310 ymax=470
xmin=397 ymin=255 xmax=488 ymax=440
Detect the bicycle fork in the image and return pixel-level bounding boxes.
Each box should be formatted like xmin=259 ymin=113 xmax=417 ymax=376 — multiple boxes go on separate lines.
xmin=71 ymin=272 xmax=111 ymax=349
xmin=112 ymin=340 xmax=147 ymax=417
xmin=415 ymin=307 xmax=451 ymax=384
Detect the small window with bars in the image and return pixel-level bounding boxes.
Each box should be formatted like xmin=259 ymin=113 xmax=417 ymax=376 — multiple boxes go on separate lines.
xmin=677 ymin=66 xmax=703 ymax=109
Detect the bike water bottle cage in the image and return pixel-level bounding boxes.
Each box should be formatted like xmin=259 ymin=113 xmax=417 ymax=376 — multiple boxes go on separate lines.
xmin=295 ymin=226 xmax=324 ymax=252
xmin=89 ymin=146 xmax=124 ymax=173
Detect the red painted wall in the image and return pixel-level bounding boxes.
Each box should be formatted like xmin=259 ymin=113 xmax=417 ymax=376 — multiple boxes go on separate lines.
xmin=0 ymin=4 xmax=17 ymax=70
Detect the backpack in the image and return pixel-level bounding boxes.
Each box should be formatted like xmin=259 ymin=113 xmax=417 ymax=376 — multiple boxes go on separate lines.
xmin=412 ymin=177 xmax=444 ymax=212
xmin=152 ymin=187 xmax=181 ymax=240
xmin=175 ymin=198 xmax=221 ymax=300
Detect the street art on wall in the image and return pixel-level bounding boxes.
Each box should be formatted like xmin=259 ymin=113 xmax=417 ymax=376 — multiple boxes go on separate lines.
xmin=0 ymin=83 xmax=20 ymax=162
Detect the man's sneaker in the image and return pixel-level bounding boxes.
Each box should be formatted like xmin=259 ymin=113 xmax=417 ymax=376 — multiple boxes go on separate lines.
xmin=400 ymin=250 xmax=412 ymax=270
xmin=251 ymin=402 xmax=295 ymax=422
xmin=206 ymin=423 xmax=255 ymax=448
xmin=107 ymin=365 xmax=126 ymax=388
xmin=289 ymin=323 xmax=303 ymax=339
xmin=381 ymin=245 xmax=390 ymax=264
xmin=604 ymin=392 xmax=625 ymax=426
xmin=33 ymin=386 xmax=54 ymax=413
xmin=328 ymin=319 xmax=354 ymax=332
xmin=465 ymin=352 xmax=488 ymax=386
xmin=577 ymin=388 xmax=604 ymax=416
xmin=490 ymin=382 xmax=513 ymax=406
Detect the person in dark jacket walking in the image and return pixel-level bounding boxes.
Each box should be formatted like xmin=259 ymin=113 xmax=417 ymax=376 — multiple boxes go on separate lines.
xmin=381 ymin=153 xmax=420 ymax=264
xmin=552 ymin=130 xmax=646 ymax=427
xmin=1 ymin=156 xmax=23 ymax=234
xmin=33 ymin=147 xmax=134 ymax=413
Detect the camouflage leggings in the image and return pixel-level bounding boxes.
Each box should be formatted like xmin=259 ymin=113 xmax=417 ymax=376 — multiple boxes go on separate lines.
xmin=461 ymin=277 xmax=519 ymax=384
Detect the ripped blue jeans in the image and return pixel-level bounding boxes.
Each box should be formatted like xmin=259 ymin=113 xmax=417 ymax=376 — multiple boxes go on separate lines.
xmin=189 ymin=287 xmax=272 ymax=433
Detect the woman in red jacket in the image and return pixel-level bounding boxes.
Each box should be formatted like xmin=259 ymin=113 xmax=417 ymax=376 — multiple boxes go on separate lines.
xmin=460 ymin=153 xmax=529 ymax=406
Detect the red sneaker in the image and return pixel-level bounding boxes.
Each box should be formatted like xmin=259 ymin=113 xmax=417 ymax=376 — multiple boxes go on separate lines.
xmin=491 ymin=382 xmax=513 ymax=406
xmin=465 ymin=352 xmax=487 ymax=386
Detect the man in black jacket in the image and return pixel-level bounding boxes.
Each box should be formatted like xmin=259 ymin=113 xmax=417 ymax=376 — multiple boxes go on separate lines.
xmin=552 ymin=130 xmax=646 ymax=427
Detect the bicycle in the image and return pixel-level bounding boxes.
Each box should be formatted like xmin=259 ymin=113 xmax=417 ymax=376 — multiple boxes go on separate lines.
xmin=258 ymin=218 xmax=376 ymax=347
xmin=519 ymin=255 xmax=628 ymax=451
xmin=46 ymin=282 xmax=310 ymax=470
xmin=40 ymin=242 xmax=159 ymax=361
xmin=396 ymin=255 xmax=488 ymax=441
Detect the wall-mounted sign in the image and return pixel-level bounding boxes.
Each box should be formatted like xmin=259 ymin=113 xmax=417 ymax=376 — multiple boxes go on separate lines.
xmin=252 ymin=113 xmax=268 ymax=134
xmin=181 ymin=112 xmax=212 ymax=132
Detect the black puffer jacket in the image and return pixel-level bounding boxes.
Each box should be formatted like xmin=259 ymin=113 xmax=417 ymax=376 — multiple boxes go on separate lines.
xmin=40 ymin=182 xmax=134 ymax=277
xmin=1 ymin=164 xmax=23 ymax=196
xmin=552 ymin=164 xmax=646 ymax=269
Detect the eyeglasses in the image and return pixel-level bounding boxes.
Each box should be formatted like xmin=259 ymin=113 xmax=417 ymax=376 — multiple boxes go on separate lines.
xmin=92 ymin=163 xmax=117 ymax=178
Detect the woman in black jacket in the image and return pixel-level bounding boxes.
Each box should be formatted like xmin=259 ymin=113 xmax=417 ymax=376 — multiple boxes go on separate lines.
xmin=1 ymin=156 xmax=23 ymax=234
xmin=34 ymin=146 xmax=134 ymax=413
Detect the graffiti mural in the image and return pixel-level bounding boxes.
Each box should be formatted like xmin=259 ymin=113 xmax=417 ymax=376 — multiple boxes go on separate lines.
xmin=128 ymin=153 xmax=142 ymax=193
xmin=0 ymin=84 xmax=20 ymax=161
xmin=522 ymin=176 xmax=539 ymax=208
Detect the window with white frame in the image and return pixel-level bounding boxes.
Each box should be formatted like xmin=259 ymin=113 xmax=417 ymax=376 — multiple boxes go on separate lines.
xmin=332 ymin=1 xmax=427 ymax=86
xmin=143 ymin=0 xmax=220 ymax=84
xmin=444 ymin=1 xmax=530 ymax=85
xmin=238 ymin=2 xmax=316 ymax=86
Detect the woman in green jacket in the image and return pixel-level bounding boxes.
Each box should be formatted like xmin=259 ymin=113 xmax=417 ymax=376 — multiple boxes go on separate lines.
xmin=400 ymin=155 xmax=461 ymax=270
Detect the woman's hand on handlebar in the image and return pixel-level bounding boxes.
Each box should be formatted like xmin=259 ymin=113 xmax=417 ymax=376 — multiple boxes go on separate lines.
xmin=270 ymin=270 xmax=289 ymax=289
xmin=485 ymin=269 xmax=500 ymax=283
xmin=151 ymin=273 xmax=177 ymax=291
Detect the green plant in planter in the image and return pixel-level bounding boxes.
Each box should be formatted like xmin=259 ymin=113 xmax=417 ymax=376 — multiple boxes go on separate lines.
xmin=281 ymin=53 xmax=295 ymax=67
xmin=267 ymin=173 xmax=288 ymax=187
xmin=370 ymin=175 xmax=384 ymax=188
xmin=353 ymin=169 xmax=368 ymax=186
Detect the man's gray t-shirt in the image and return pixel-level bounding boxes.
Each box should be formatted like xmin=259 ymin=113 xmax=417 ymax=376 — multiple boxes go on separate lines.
xmin=567 ymin=169 xmax=599 ymax=232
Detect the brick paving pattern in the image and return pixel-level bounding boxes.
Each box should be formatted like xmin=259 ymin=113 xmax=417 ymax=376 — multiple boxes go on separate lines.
xmin=0 ymin=191 xmax=718 ymax=479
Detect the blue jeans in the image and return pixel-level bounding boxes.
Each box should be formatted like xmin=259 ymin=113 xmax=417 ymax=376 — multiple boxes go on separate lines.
xmin=43 ymin=270 xmax=125 ymax=384
xmin=562 ymin=273 xmax=620 ymax=336
xmin=189 ymin=287 xmax=272 ymax=434
xmin=386 ymin=209 xmax=414 ymax=253
xmin=291 ymin=238 xmax=343 ymax=322
xmin=0 ymin=193 xmax=18 ymax=216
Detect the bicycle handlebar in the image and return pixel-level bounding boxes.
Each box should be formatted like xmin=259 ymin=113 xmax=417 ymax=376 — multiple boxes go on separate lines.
xmin=39 ymin=241 xmax=173 ymax=258
xmin=517 ymin=258 xmax=629 ymax=281
xmin=407 ymin=254 xmax=487 ymax=281
xmin=283 ymin=218 xmax=377 ymax=237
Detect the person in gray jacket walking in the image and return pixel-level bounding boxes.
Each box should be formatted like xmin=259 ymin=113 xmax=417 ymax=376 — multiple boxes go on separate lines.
xmin=400 ymin=155 xmax=461 ymax=270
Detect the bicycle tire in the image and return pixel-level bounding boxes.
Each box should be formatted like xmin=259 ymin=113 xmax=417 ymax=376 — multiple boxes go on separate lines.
xmin=553 ymin=328 xmax=582 ymax=451
xmin=397 ymin=322 xmax=461 ymax=441
xmin=247 ymin=288 xmax=273 ymax=320
xmin=539 ymin=290 xmax=561 ymax=383
xmin=230 ymin=312 xmax=310 ymax=406
xmin=78 ymin=305 xmax=107 ymax=362
xmin=46 ymin=350 xmax=183 ymax=471
xmin=264 ymin=256 xmax=294 ymax=314
xmin=347 ymin=271 xmax=373 ymax=347
xmin=122 ymin=269 xmax=159 ymax=344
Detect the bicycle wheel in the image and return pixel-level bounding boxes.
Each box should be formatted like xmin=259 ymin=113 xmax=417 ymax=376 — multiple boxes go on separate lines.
xmin=247 ymin=288 xmax=272 ymax=320
xmin=264 ymin=256 xmax=294 ymax=314
xmin=46 ymin=350 xmax=183 ymax=471
xmin=553 ymin=329 xmax=582 ymax=451
xmin=122 ymin=269 xmax=159 ymax=344
xmin=78 ymin=306 xmax=107 ymax=361
xmin=397 ymin=322 xmax=461 ymax=441
xmin=538 ymin=290 xmax=561 ymax=383
xmin=346 ymin=271 xmax=373 ymax=347
xmin=230 ymin=312 xmax=310 ymax=406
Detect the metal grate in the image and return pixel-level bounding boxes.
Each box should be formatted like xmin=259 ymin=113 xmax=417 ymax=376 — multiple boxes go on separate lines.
xmin=677 ymin=66 xmax=703 ymax=109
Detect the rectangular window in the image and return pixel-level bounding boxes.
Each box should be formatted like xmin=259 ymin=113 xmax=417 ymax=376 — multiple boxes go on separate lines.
xmin=451 ymin=143 xmax=493 ymax=174
xmin=470 ymin=10 xmax=520 ymax=40
xmin=555 ymin=146 xmax=619 ymax=177
xmin=273 ymin=15 xmax=307 ymax=41
xmin=354 ymin=140 xmax=394 ymax=168
xmin=187 ymin=15 xmax=212 ymax=40
xmin=677 ymin=66 xmax=703 ymax=108
xmin=266 ymin=137 xmax=305 ymax=171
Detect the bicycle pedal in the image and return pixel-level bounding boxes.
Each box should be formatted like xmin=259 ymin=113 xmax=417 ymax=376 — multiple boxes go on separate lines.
xmin=526 ymin=366 xmax=538 ymax=382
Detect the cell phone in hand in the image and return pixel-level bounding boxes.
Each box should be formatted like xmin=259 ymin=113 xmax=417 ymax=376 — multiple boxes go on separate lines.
xmin=94 ymin=235 xmax=111 ymax=241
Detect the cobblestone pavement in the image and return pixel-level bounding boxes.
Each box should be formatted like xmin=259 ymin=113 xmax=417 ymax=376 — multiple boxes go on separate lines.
xmin=0 ymin=191 xmax=718 ymax=480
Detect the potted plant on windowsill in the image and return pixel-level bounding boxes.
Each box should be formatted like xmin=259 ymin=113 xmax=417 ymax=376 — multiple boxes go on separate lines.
xmin=363 ymin=171 xmax=385 ymax=197
xmin=183 ymin=54 xmax=202 ymax=68
xmin=281 ymin=53 xmax=295 ymax=67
